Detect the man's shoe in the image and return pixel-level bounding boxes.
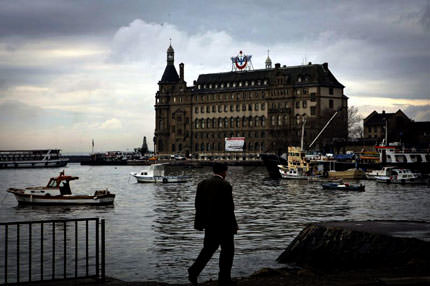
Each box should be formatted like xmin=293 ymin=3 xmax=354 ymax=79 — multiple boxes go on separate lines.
xmin=188 ymin=269 xmax=198 ymax=286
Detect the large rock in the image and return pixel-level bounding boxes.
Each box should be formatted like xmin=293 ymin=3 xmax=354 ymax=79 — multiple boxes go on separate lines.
xmin=277 ymin=221 xmax=430 ymax=269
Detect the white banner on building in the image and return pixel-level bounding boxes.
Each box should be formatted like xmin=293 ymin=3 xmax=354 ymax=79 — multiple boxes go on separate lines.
xmin=225 ymin=137 xmax=245 ymax=152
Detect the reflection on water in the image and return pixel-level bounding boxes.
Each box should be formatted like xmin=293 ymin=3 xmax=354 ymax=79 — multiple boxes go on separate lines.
xmin=0 ymin=164 xmax=429 ymax=283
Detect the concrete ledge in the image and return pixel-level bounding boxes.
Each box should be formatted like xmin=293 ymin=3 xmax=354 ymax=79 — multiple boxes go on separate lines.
xmin=277 ymin=220 xmax=430 ymax=269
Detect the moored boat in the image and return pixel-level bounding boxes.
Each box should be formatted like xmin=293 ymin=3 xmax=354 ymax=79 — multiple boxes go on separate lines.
xmin=365 ymin=166 xmax=395 ymax=180
xmin=322 ymin=182 xmax=365 ymax=192
xmin=7 ymin=171 xmax=115 ymax=205
xmin=375 ymin=168 xmax=421 ymax=184
xmin=130 ymin=163 xmax=191 ymax=183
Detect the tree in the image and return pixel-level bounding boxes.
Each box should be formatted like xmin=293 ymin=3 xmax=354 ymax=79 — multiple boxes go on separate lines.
xmin=348 ymin=106 xmax=363 ymax=138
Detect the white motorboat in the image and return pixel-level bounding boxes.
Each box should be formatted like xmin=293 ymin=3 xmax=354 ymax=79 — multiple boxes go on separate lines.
xmin=7 ymin=171 xmax=115 ymax=205
xmin=278 ymin=165 xmax=308 ymax=180
xmin=130 ymin=163 xmax=191 ymax=183
xmin=365 ymin=166 xmax=395 ymax=180
xmin=376 ymin=168 xmax=421 ymax=184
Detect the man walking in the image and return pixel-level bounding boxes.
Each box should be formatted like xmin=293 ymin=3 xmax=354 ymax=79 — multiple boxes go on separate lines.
xmin=188 ymin=163 xmax=238 ymax=286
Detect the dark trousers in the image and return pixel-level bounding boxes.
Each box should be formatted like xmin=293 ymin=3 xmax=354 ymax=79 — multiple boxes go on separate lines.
xmin=189 ymin=228 xmax=235 ymax=281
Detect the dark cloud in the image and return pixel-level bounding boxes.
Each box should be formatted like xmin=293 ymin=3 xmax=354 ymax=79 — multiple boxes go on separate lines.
xmin=420 ymin=1 xmax=430 ymax=30
xmin=0 ymin=66 xmax=73 ymax=90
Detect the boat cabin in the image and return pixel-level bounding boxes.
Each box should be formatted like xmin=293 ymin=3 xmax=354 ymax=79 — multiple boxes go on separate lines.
xmin=46 ymin=174 xmax=79 ymax=195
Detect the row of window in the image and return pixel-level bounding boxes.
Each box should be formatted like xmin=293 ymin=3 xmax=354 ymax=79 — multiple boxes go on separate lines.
xmin=160 ymin=88 xmax=329 ymax=105
xmin=194 ymin=131 xmax=266 ymax=139
xmin=193 ymin=142 xmax=265 ymax=152
xmin=195 ymin=117 xmax=266 ymax=129
xmin=193 ymin=114 xmax=300 ymax=129
xmin=195 ymin=103 xmax=266 ymax=114
xmin=197 ymin=80 xmax=268 ymax=90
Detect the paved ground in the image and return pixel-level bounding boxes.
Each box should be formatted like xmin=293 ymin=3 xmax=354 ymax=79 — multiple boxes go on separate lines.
xmin=24 ymin=220 xmax=430 ymax=286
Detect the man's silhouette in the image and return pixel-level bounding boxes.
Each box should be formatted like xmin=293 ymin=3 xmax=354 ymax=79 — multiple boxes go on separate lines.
xmin=188 ymin=163 xmax=238 ymax=285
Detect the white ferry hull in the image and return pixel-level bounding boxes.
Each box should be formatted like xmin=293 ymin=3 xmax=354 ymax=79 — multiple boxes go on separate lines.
xmin=0 ymin=159 xmax=68 ymax=169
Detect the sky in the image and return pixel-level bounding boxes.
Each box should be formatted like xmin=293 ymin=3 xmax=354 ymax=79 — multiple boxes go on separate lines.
xmin=0 ymin=0 xmax=429 ymax=153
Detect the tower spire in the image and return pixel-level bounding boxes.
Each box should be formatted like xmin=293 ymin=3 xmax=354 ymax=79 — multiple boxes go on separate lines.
xmin=265 ymin=49 xmax=272 ymax=69
xmin=167 ymin=40 xmax=174 ymax=65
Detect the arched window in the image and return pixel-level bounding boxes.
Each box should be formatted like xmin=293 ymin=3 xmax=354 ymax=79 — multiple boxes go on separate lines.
xmin=200 ymin=143 xmax=205 ymax=152
xmin=249 ymin=116 xmax=253 ymax=127
xmin=207 ymin=118 xmax=211 ymax=128
xmin=195 ymin=119 xmax=199 ymax=129
xmin=255 ymin=142 xmax=260 ymax=152
xmin=261 ymin=116 xmax=265 ymax=127
xmin=271 ymin=115 xmax=275 ymax=126
xmin=213 ymin=118 xmax=216 ymax=128
xmin=201 ymin=119 xmax=205 ymax=128
xmin=218 ymin=118 xmax=223 ymax=128
xmin=236 ymin=117 xmax=240 ymax=128
xmin=278 ymin=115 xmax=282 ymax=126
xmin=242 ymin=117 xmax=247 ymax=127
xmin=283 ymin=115 xmax=288 ymax=126
xmin=230 ymin=117 xmax=234 ymax=128
xmin=206 ymin=143 xmax=210 ymax=151
xmin=224 ymin=117 xmax=228 ymax=128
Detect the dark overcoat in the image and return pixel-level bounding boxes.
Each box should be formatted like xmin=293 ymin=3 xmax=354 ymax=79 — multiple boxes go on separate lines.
xmin=194 ymin=175 xmax=238 ymax=234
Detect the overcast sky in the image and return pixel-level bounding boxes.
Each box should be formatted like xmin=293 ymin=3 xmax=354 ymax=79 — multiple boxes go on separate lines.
xmin=0 ymin=0 xmax=429 ymax=152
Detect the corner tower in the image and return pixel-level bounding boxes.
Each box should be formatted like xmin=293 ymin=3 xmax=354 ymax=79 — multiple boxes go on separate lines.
xmin=154 ymin=44 xmax=191 ymax=155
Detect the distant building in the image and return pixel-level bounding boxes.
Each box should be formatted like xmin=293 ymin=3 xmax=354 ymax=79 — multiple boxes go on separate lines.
xmin=154 ymin=44 xmax=348 ymax=158
xmin=363 ymin=110 xmax=430 ymax=148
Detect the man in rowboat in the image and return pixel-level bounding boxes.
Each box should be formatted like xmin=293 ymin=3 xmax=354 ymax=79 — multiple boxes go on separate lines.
xmin=188 ymin=163 xmax=238 ymax=286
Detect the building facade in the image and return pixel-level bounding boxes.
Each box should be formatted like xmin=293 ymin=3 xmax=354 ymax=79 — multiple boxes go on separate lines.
xmin=154 ymin=45 xmax=348 ymax=159
xmin=364 ymin=110 xmax=430 ymax=148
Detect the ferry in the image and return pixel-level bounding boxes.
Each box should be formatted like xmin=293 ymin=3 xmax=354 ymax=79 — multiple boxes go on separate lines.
xmin=375 ymin=144 xmax=430 ymax=173
xmin=7 ymin=171 xmax=115 ymax=205
xmin=0 ymin=149 xmax=68 ymax=168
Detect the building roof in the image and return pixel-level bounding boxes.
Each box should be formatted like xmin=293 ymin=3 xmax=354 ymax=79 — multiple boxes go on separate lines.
xmin=195 ymin=63 xmax=344 ymax=88
xmin=160 ymin=65 xmax=180 ymax=83
xmin=364 ymin=110 xmax=411 ymax=126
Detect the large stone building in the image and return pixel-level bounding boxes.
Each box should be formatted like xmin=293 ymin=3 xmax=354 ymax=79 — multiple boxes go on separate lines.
xmin=154 ymin=45 xmax=348 ymax=159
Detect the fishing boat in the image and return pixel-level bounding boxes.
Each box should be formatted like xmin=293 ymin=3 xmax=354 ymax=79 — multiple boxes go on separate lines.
xmin=130 ymin=163 xmax=191 ymax=183
xmin=375 ymin=168 xmax=421 ymax=184
xmin=0 ymin=149 xmax=68 ymax=169
xmin=7 ymin=171 xmax=115 ymax=205
xmin=322 ymin=182 xmax=365 ymax=192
